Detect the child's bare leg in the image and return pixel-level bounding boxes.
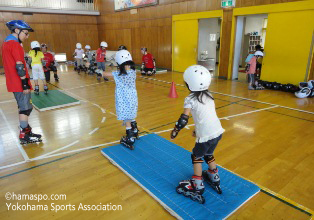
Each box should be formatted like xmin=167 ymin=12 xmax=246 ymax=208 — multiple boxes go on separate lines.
xmin=125 ymin=121 xmax=131 ymax=128
xmin=193 ymin=163 xmax=202 ymax=177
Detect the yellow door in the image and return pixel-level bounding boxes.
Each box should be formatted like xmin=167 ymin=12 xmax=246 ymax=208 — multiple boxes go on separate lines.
xmin=173 ymin=20 xmax=198 ymax=72
xmin=262 ymin=10 xmax=314 ymax=84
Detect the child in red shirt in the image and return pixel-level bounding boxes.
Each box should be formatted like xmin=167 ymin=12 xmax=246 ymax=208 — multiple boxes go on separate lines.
xmin=141 ymin=47 xmax=156 ymax=76
xmin=96 ymin=41 xmax=108 ymax=81
xmin=41 ymin=43 xmax=59 ymax=82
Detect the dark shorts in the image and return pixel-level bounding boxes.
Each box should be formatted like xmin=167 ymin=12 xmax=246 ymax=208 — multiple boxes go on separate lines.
xmin=144 ymin=68 xmax=154 ymax=72
xmin=13 ymin=92 xmax=33 ymax=111
xmin=256 ymin=63 xmax=262 ymax=70
xmin=192 ymin=134 xmax=222 ymax=158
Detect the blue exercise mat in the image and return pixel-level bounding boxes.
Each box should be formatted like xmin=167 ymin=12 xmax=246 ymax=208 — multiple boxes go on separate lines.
xmin=101 ymin=134 xmax=260 ymax=219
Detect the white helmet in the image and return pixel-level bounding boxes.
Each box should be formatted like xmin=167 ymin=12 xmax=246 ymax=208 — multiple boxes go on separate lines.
xmin=85 ymin=45 xmax=91 ymax=49
xmin=76 ymin=43 xmax=82 ymax=49
xmin=295 ymin=87 xmax=311 ymax=98
xmin=115 ymin=50 xmax=132 ymax=65
xmin=100 ymin=41 xmax=108 ymax=47
xmin=31 ymin=41 xmax=40 ymax=49
xmin=183 ymin=65 xmax=211 ymax=91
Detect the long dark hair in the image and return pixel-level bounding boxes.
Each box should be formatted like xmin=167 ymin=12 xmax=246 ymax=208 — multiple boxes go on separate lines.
xmin=33 ymin=47 xmax=41 ymax=57
xmin=118 ymin=61 xmax=135 ymax=76
xmin=185 ymin=82 xmax=214 ymax=104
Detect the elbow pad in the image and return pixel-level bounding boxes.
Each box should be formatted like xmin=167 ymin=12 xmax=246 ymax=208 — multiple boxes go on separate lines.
xmin=16 ymin=64 xmax=26 ymax=77
xmin=175 ymin=114 xmax=189 ymax=131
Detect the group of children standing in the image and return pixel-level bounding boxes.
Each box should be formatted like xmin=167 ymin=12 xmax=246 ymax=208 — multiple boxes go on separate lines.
xmin=73 ymin=41 xmax=109 ymax=81
xmin=73 ymin=42 xmax=157 ymax=81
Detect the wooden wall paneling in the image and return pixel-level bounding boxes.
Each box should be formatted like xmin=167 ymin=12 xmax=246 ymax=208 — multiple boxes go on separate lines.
xmin=196 ymin=0 xmax=207 ymax=12
xmin=150 ymin=27 xmax=159 ymax=64
xmin=157 ymin=27 xmax=166 ymax=68
xmin=172 ymin=2 xmax=181 ymax=15
xmin=254 ymin=0 xmax=272 ymax=5
xmin=210 ymin=0 xmax=223 ymax=10
xmin=179 ymin=1 xmax=188 ymax=14
xmin=131 ymin=28 xmax=141 ymax=64
xmin=103 ymin=30 xmax=116 ymax=50
xmin=187 ymin=1 xmax=197 ymax=13
xmin=164 ymin=26 xmax=172 ymax=68
xmin=43 ymin=23 xmax=55 ymax=52
xmin=123 ymin=29 xmax=132 ymax=53
xmin=219 ymin=9 xmax=233 ymax=78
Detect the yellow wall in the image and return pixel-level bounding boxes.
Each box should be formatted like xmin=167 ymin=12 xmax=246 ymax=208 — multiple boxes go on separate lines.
xmin=262 ymin=10 xmax=314 ymax=84
xmin=172 ymin=10 xmax=223 ymax=73
xmin=228 ymin=1 xmax=314 ymax=84
xmin=173 ymin=20 xmax=198 ymax=72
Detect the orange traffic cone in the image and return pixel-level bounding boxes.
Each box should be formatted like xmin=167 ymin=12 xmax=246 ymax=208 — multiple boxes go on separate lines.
xmin=168 ymin=82 xmax=178 ymax=98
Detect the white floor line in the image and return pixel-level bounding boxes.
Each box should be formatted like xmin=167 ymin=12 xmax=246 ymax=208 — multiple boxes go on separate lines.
xmin=220 ymin=106 xmax=279 ymax=120
xmin=101 ymin=108 xmax=106 ymax=113
xmin=0 ymin=109 xmax=29 ymax=161
xmin=35 ymin=140 xmax=79 ymax=159
xmin=145 ymin=77 xmax=314 ymax=115
xmin=89 ymin=127 xmax=99 ymax=135
xmin=0 ymin=99 xmax=15 ymax=104
xmin=101 ymin=117 xmax=106 ymax=123
xmin=0 ymin=161 xmax=27 ymax=171
xmin=154 ymin=128 xmax=173 ymax=134
xmin=31 ymin=140 xmax=120 ymax=161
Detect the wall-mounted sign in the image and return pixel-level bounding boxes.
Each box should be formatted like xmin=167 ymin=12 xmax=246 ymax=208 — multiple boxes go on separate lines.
xmin=209 ymin=34 xmax=216 ymax=42
xmin=221 ymin=0 xmax=235 ymax=8
xmin=115 ymin=0 xmax=158 ymax=11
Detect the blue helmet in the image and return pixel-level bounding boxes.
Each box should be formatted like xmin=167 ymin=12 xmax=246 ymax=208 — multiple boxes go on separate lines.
xmin=6 ymin=20 xmax=34 ymax=32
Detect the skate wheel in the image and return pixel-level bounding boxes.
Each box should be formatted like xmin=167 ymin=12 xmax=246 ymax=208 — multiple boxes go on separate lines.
xmin=183 ymin=191 xmax=189 ymax=197
xmin=217 ymin=187 xmax=222 ymax=194
xmin=191 ymin=195 xmax=197 ymax=201
xmin=176 ymin=187 xmax=183 ymax=194
xmin=199 ymin=196 xmax=205 ymax=204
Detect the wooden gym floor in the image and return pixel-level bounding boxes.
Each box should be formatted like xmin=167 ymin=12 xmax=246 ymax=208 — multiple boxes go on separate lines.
xmin=0 ymin=65 xmax=313 ymax=219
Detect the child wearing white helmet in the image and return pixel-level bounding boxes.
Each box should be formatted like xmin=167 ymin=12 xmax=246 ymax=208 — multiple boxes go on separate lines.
xmin=73 ymin=43 xmax=84 ymax=73
xmin=95 ymin=41 xmax=109 ymax=81
xmin=102 ymin=50 xmax=139 ymax=150
xmin=28 ymin=41 xmax=48 ymax=94
xmin=84 ymin=45 xmax=93 ymax=63
xmin=171 ymin=65 xmax=225 ymax=204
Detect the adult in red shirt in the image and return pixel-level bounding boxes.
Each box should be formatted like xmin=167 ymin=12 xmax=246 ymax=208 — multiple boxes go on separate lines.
xmin=41 ymin=43 xmax=59 ymax=82
xmin=1 ymin=20 xmax=42 ymax=144
xmin=141 ymin=47 xmax=156 ymax=76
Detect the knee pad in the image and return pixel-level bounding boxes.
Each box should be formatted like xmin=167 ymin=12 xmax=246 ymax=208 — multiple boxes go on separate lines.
xmin=19 ymin=108 xmax=33 ymax=116
xmin=191 ymin=154 xmax=203 ymax=164
xmin=204 ymin=155 xmax=215 ymax=164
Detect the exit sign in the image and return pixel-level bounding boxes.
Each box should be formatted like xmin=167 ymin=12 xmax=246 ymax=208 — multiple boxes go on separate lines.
xmin=221 ymin=0 xmax=235 ymax=8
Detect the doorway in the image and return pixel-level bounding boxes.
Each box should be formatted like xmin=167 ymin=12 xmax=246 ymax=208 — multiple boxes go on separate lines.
xmin=197 ymin=18 xmax=221 ymax=77
xmin=232 ymin=14 xmax=268 ymax=81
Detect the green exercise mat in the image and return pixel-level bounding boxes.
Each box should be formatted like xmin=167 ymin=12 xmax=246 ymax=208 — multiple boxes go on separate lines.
xmin=31 ymin=90 xmax=80 ymax=111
